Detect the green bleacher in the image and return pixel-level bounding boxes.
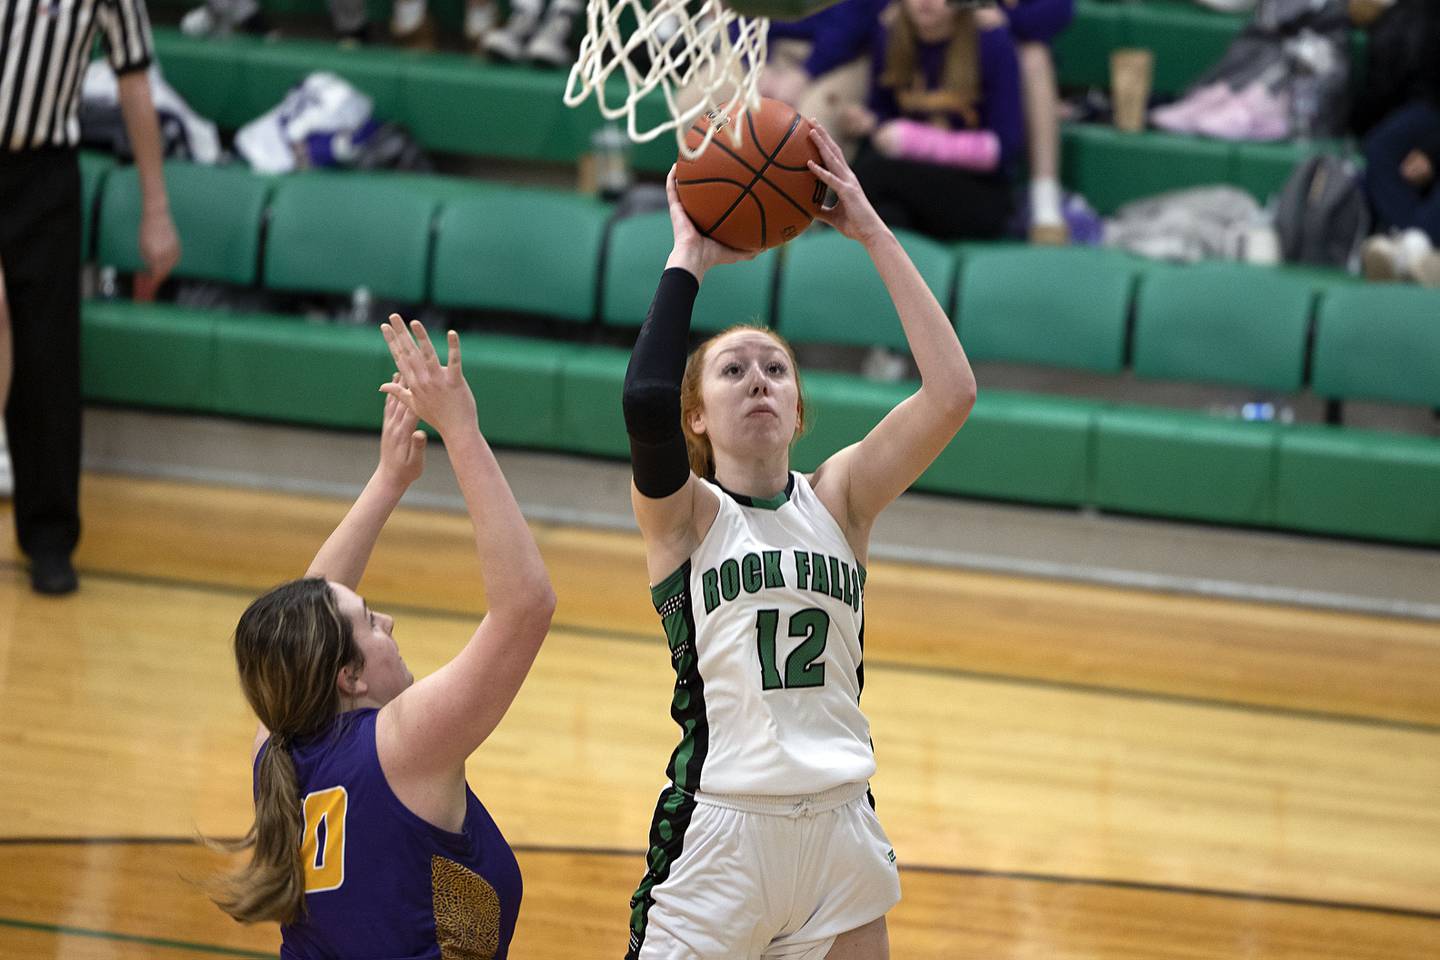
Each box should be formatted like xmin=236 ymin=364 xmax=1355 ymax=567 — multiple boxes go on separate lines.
xmin=147 ymin=0 xmax=1356 ymax=210
xmin=82 ymin=157 xmax=1440 ymax=547
xmin=80 ymin=0 xmax=1428 ymax=546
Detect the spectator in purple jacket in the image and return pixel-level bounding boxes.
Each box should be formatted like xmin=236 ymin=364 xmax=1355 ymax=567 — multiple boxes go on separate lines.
xmin=760 ymin=0 xmax=889 ymax=157
xmin=1001 ymin=0 xmax=1075 ymax=243
xmin=839 ymin=0 xmax=1023 ymax=240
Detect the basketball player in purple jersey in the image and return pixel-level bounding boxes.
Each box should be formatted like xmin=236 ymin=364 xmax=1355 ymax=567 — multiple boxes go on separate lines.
xmin=212 ymin=314 xmax=555 ymax=959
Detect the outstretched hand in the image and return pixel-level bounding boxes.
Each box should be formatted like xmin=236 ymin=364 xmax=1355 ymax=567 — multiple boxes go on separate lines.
xmin=379 ymin=313 xmax=478 ymax=440
xmin=377 ymin=373 xmax=427 ymax=487
xmin=665 ymin=165 xmax=757 ymax=282
xmin=806 ymin=120 xmax=889 ymax=246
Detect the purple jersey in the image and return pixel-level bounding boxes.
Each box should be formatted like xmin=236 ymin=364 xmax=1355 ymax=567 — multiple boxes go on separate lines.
xmin=255 ymin=709 xmax=522 ymax=959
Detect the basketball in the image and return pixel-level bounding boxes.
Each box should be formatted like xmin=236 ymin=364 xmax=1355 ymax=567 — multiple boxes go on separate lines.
xmin=676 ymin=97 xmax=826 ymax=253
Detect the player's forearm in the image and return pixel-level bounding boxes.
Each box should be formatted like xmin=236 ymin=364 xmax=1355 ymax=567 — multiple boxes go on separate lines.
xmin=623 ymin=268 xmax=697 ymax=498
xmin=864 ymin=232 xmax=976 ymax=413
xmin=116 ymin=71 xmax=168 ymax=215
xmin=305 ymin=472 xmax=408 ymax=588
xmin=446 ymin=429 xmax=556 ymax=623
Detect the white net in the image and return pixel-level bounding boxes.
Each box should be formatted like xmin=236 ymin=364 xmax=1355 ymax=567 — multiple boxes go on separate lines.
xmin=564 ymin=0 xmax=769 ymax=159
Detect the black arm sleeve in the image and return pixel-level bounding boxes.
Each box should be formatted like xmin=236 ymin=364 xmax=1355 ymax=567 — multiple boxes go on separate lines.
xmin=622 ymin=267 xmax=700 ymax=498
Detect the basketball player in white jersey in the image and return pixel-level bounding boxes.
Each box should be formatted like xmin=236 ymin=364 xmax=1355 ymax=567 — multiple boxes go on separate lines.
xmin=620 ymin=122 xmax=978 ymax=960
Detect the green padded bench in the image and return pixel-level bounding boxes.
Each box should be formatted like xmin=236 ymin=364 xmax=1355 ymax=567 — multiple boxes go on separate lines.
xmin=1277 ymin=427 xmax=1440 ymax=545
xmin=556 ymin=346 xmax=632 ymax=458
xmin=83 ymin=300 xmax=220 ymax=412
xmin=213 ymin=311 xmax=398 ymax=429
xmin=151 ymin=28 xmax=676 ymax=170
xmin=149 ymin=25 xmax=1353 ymax=204
xmin=602 ymin=211 xmax=782 ymax=333
xmin=1055 ymin=0 xmax=1368 ymax=96
xmin=1062 ymin=125 xmax=1355 ymax=212
xmin=220 ymin=317 xmax=573 ymax=443
xmin=1092 ymin=262 xmax=1316 ymax=526
xmin=82 ymin=300 xmax=398 ymax=428
xmin=433 ymin=184 xmax=611 ymax=323
xmin=926 ymin=390 xmax=1099 ymax=505
xmin=263 ymin=171 xmax=438 ymax=302
xmin=1094 ymin=406 xmax=1280 ymax=525
xmin=1276 ymin=284 xmax=1440 ymax=544
xmin=1132 ymin=262 xmax=1314 ymax=390
xmin=956 ymin=244 xmax=1141 ymax=372
xmin=82 ymin=299 xmax=573 ymax=446
xmin=1121 ymin=0 xmax=1247 ymax=96
xmin=790 ymin=373 xmax=1101 ymax=506
xmin=98 ymin=162 xmax=273 ymax=285
xmin=777 ymin=228 xmax=955 ymax=351
xmin=554 ymin=356 xmax=1100 ymax=508
xmin=1054 ymin=0 xmax=1246 ymax=95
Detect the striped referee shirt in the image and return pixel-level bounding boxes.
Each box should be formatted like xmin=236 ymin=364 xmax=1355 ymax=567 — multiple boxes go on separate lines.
xmin=0 ymin=0 xmax=154 ymax=152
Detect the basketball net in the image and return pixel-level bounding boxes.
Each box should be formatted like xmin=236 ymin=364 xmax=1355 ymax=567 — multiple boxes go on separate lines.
xmin=563 ymin=0 xmax=768 ymax=159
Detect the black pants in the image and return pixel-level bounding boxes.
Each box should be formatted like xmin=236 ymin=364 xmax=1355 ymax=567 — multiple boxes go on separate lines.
xmin=1364 ymin=101 xmax=1440 ymax=240
xmin=0 ymin=148 xmax=82 ymax=560
xmin=853 ymin=147 xmax=1014 ymax=242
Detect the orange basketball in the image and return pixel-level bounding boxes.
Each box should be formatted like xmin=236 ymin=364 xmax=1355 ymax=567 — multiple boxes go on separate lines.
xmin=676 ymin=98 xmax=826 ymax=253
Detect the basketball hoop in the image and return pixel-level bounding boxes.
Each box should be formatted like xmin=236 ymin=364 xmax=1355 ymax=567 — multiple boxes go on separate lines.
xmin=564 ymin=0 xmax=769 ymax=160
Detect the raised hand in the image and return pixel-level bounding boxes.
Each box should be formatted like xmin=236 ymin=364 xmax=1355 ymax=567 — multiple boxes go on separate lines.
xmin=139 ymin=207 xmax=180 ymax=286
xmin=665 ymin=165 xmax=757 ymax=282
xmin=1401 ymin=149 xmax=1433 ymax=188
xmin=379 ymin=314 xmax=478 ymax=440
xmin=806 ymin=120 xmax=889 ymax=246
xmin=377 ymin=374 xmax=427 ymax=487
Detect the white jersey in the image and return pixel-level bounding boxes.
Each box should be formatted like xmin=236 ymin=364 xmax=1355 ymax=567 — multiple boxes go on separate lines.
xmin=650 ymin=472 xmax=876 ymax=797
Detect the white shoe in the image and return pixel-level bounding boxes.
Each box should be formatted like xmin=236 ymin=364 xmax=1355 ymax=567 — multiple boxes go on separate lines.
xmin=1415 ymin=251 xmax=1440 ymax=289
xmin=464 ymin=0 xmax=497 ymax=44
xmin=1361 ymin=234 xmax=1404 ymax=281
xmin=180 ymin=4 xmax=219 ymax=35
xmin=0 ymin=435 xmax=11 ymax=499
xmin=525 ymin=9 xmax=575 ymax=67
xmin=1397 ymin=229 xmax=1436 ymax=278
xmin=484 ymin=10 xmax=538 ymax=61
xmin=1362 ymin=229 xmax=1435 ymax=282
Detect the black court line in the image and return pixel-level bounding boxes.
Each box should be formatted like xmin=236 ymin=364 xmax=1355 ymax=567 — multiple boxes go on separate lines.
xmin=6 ymin=559 xmax=1439 ymax=737
xmin=3 ymin=837 xmax=1438 ymax=924
xmin=0 ymin=916 xmax=274 ymax=958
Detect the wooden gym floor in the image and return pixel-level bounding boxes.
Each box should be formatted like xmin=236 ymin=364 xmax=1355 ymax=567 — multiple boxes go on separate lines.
xmin=1 ymin=472 xmax=1437 ymax=958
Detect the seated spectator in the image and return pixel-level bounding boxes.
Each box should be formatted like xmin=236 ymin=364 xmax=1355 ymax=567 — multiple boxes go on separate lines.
xmin=181 ymin=0 xmax=273 ymax=37
xmin=760 ymin=0 xmax=889 ymax=158
xmin=1361 ymin=102 xmax=1440 ymax=287
xmin=391 ymin=0 xmax=498 ymax=53
xmin=483 ymin=0 xmax=580 ymax=67
xmin=1365 ymin=101 xmax=1440 ymax=240
xmin=1349 ymin=0 xmax=1434 ymax=138
xmin=999 ymin=0 xmax=1075 ymax=244
xmin=183 ymin=0 xmax=366 ymax=42
xmin=840 ymin=0 xmax=1022 ymax=241
xmin=1357 ymin=3 xmax=1439 ymax=286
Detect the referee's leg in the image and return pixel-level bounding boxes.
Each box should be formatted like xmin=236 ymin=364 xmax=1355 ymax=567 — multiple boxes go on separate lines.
xmin=0 ymin=149 xmax=83 ymax=589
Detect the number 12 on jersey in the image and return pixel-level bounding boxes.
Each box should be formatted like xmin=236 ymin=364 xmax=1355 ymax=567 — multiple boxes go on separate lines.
xmin=755 ymin=608 xmax=829 ymax=690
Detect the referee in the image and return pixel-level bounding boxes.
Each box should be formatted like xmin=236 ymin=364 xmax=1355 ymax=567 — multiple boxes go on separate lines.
xmin=1 ymin=0 xmax=179 ymax=594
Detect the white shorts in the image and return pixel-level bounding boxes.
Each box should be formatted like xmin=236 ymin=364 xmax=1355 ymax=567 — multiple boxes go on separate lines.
xmin=626 ymin=781 xmax=902 ymax=960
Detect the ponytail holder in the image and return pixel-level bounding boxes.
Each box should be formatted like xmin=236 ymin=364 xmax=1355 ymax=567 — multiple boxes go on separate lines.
xmin=268 ymin=730 xmax=293 ymax=750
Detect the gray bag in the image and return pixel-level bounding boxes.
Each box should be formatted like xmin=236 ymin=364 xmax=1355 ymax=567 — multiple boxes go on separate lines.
xmin=1274 ymin=153 xmax=1370 ymax=267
